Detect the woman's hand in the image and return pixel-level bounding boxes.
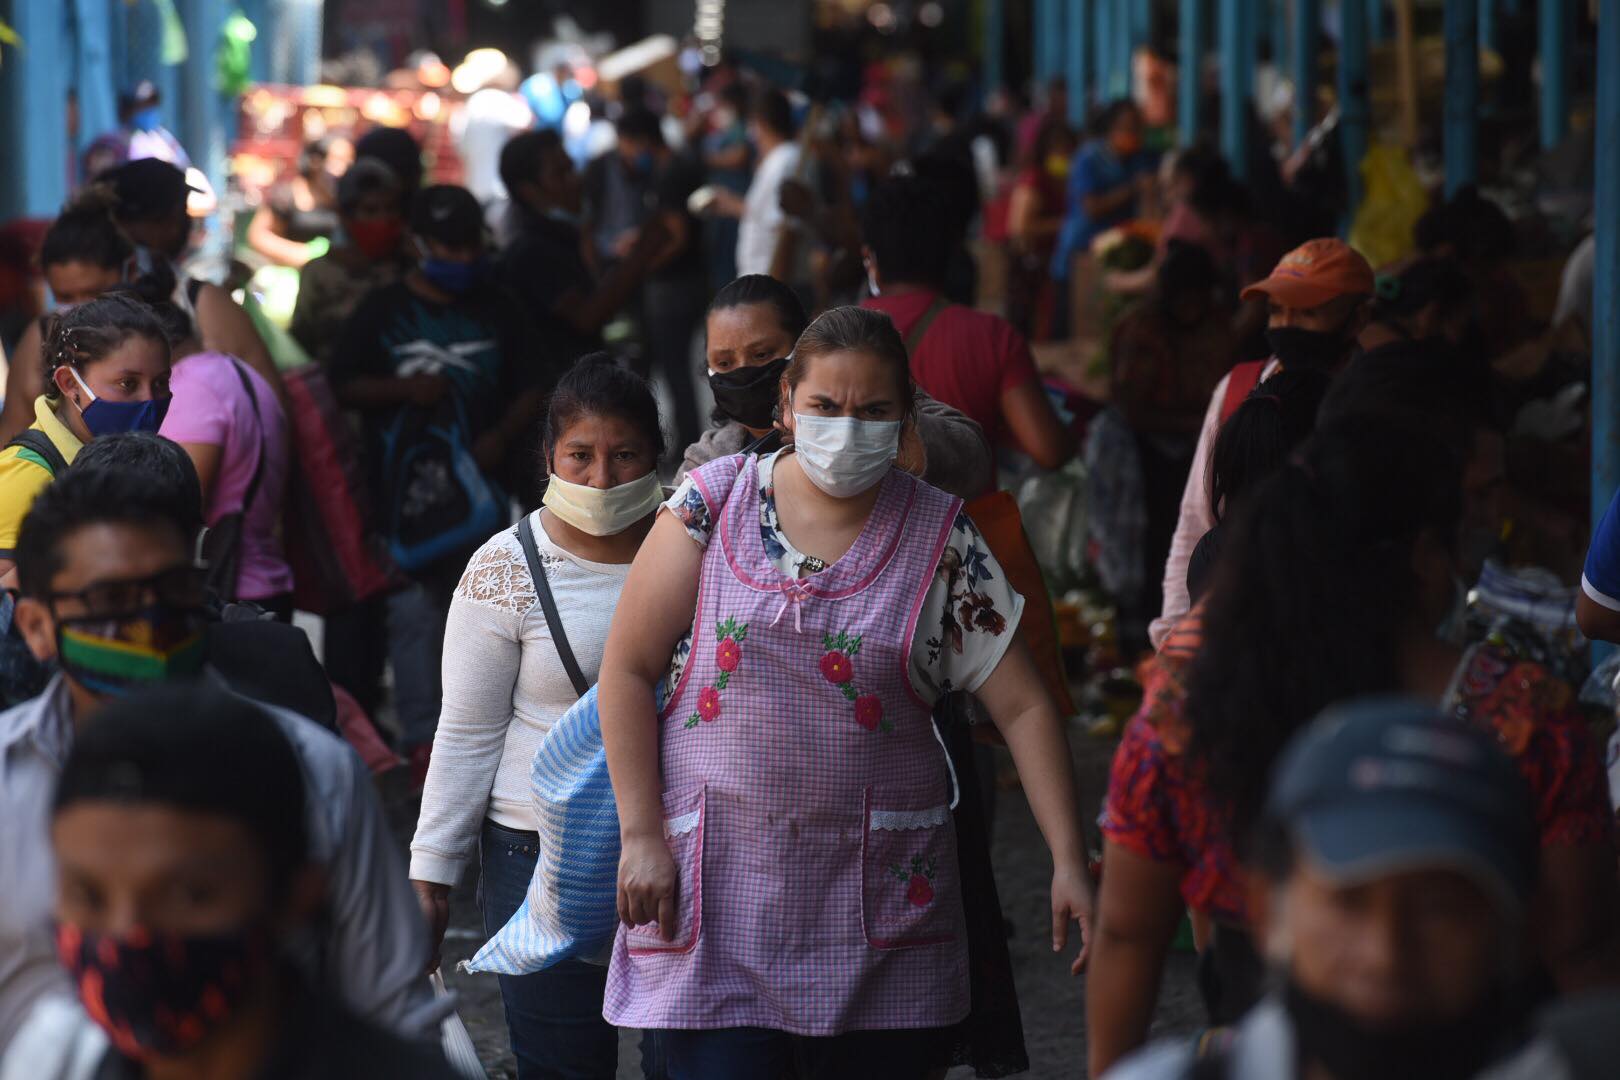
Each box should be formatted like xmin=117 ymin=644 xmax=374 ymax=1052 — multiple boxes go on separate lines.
xmin=410 ymin=879 xmax=451 ymax=975
xmin=1053 ymin=861 xmax=1096 ymax=975
xmin=618 ymin=832 xmax=680 ymax=940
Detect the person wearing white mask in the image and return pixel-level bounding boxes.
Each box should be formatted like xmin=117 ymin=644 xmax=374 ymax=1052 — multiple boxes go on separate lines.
xmin=597 ymin=306 xmax=1093 ymax=1077
xmin=409 ymin=354 xmax=664 ymax=1078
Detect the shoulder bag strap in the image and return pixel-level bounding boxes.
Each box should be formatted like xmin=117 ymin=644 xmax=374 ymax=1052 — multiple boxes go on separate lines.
xmin=8 ymin=429 xmax=68 ymax=477
xmin=903 ymin=296 xmax=952 ymax=358
xmin=518 ymin=514 xmax=590 ymax=698
xmin=226 ymin=359 xmax=267 ymax=516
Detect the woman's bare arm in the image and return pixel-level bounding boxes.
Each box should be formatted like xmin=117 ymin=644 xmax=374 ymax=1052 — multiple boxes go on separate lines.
xmin=601 ymin=512 xmax=705 ymax=935
xmin=0 ymin=321 xmax=45 ymax=444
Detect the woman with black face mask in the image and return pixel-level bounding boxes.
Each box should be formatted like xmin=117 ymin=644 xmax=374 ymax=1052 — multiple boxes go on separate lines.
xmin=679 ymin=274 xmax=993 ymax=500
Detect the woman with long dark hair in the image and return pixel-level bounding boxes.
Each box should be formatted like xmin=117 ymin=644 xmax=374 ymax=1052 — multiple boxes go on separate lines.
xmin=1086 ymin=412 xmax=1616 ymax=1074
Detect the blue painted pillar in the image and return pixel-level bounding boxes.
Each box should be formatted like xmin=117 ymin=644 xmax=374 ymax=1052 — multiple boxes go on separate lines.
xmin=1539 ymin=0 xmax=1570 ymax=150
xmin=177 ymin=0 xmax=229 ymax=210
xmin=1593 ymin=0 xmax=1620 ymax=640
xmin=1114 ymin=0 xmax=1135 ymax=97
xmin=1479 ymin=0 xmax=1496 ymax=55
xmin=1095 ymin=0 xmax=1116 ymax=101
xmin=0 ymin=0 xmax=71 ymax=218
xmin=1131 ymin=0 xmax=1152 ymax=50
xmin=1271 ymin=0 xmax=1289 ymax=78
xmin=240 ymin=0 xmax=273 ymax=83
xmin=1339 ymin=0 xmax=1369 ymax=213
xmin=72 ymin=0 xmax=120 ymax=168
xmin=1045 ymin=0 xmax=1067 ymax=92
xmin=1219 ymin=0 xmax=1253 ymax=178
xmin=1443 ymin=0 xmax=1479 ymax=195
xmin=1293 ymin=0 xmax=1319 ymax=145
xmin=264 ymin=0 xmax=323 ymax=86
xmin=1034 ymin=0 xmax=1052 ymax=80
xmin=1068 ymin=0 xmax=1092 ymax=123
xmin=1180 ymin=0 xmax=1207 ymax=143
xmin=1367 ymin=0 xmax=1385 ymax=41
xmin=124 ymin=0 xmax=181 ymax=129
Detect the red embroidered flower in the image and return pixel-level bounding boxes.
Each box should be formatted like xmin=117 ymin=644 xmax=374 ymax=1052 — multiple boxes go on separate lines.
xmin=697 ymin=687 xmax=722 ymax=722
xmin=819 ymin=651 xmax=853 ymax=684
xmin=715 ymin=637 xmax=741 ymax=673
xmin=907 ymin=874 xmax=934 ymax=907
xmin=854 ymin=694 xmax=883 ymax=731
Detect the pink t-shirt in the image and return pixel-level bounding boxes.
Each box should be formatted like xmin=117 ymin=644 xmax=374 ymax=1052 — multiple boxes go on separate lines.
xmin=160 ymin=353 xmax=294 ymax=601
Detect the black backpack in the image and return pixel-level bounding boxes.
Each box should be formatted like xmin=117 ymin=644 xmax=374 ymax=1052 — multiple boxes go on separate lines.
xmin=6 ymin=429 xmax=69 ymax=478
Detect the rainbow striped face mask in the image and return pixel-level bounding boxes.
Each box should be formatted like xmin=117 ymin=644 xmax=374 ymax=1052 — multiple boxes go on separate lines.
xmin=55 ymin=605 xmax=207 ymax=697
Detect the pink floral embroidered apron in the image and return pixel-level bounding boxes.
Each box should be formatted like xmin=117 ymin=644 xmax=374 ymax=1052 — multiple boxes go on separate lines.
xmin=603 ymin=454 xmax=970 ymax=1034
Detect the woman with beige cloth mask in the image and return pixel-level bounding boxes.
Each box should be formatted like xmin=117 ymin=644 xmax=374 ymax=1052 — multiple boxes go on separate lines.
xmin=409 ymin=353 xmax=666 ymax=1078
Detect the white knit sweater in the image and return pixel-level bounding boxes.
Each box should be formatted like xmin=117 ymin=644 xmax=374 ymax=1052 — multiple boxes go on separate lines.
xmin=408 ymin=512 xmax=630 ymax=886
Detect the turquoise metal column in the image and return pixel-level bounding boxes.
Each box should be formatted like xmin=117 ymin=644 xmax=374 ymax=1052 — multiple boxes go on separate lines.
xmin=1180 ymin=0 xmax=1206 ymax=143
xmin=1367 ymin=0 xmax=1384 ymax=41
xmin=1443 ymin=0 xmax=1478 ymax=195
xmin=240 ymin=0 xmax=271 ymax=83
xmin=71 ymin=0 xmax=119 ymax=168
xmin=177 ymin=0 xmax=228 ymax=212
xmin=1033 ymin=0 xmax=1048 ymax=80
xmin=1096 ymin=0 xmax=1115 ymax=101
xmin=1219 ymin=0 xmax=1253 ymax=178
xmin=1539 ymin=0 xmax=1569 ymax=150
xmin=1478 ymin=0 xmax=1496 ymax=55
xmin=1046 ymin=0 xmax=1067 ymax=92
xmin=1338 ymin=0 xmax=1369 ymax=213
xmin=124 ymin=0 xmax=182 ymax=129
xmin=1271 ymin=0 xmax=1289 ymax=77
xmin=0 ymin=0 xmax=70 ymax=218
xmin=1593 ymin=0 xmax=1619 ymax=668
xmin=1114 ymin=0 xmax=1135 ymax=97
xmin=1293 ymin=0 xmax=1319 ymax=145
xmin=1068 ymin=0 xmax=1092 ymax=122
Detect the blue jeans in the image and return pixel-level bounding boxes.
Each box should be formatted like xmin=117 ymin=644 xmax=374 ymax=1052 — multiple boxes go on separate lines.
xmin=657 ymin=1026 xmax=940 ymax=1080
xmin=480 ymin=820 xmax=620 ymax=1079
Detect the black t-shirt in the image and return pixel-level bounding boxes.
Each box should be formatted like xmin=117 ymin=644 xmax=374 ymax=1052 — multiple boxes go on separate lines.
xmin=494 ymin=207 xmax=602 ymax=366
xmin=267 ymin=182 xmax=339 ymax=244
xmin=649 ymin=151 xmax=705 ymax=284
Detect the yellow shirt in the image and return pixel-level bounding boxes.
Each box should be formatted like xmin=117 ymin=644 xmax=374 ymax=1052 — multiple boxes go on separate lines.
xmin=0 ymin=397 xmax=85 ymax=557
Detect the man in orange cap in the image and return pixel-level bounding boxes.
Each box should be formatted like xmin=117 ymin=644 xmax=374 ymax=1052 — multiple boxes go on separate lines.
xmin=1149 ymin=238 xmax=1374 ymax=650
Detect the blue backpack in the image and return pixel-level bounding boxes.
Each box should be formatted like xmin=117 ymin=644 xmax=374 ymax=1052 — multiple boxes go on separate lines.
xmin=378 ymin=394 xmax=506 ymax=572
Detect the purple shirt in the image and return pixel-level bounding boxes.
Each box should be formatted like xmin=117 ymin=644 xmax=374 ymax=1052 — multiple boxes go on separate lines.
xmin=160 ymin=352 xmax=294 ymax=601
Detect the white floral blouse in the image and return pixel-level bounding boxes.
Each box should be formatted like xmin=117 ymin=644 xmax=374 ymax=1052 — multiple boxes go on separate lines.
xmin=663 ymin=449 xmax=1025 ymax=704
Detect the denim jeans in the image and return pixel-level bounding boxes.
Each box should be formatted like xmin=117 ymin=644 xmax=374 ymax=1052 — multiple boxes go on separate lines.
xmin=480 ymin=819 xmax=620 ymax=1079
xmin=657 ymin=1025 xmax=941 ymax=1080
xmin=386 ymin=579 xmax=451 ymax=750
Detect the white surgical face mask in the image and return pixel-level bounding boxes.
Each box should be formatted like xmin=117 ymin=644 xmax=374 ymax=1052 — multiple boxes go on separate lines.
xmin=791 ymin=413 xmax=900 ymax=498
xmin=542 ymin=470 xmax=663 ymax=537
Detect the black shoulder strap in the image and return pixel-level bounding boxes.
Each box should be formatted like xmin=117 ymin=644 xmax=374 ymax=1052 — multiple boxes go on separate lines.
xmin=518 ymin=514 xmax=590 ymax=698
xmin=8 ymin=429 xmax=69 ymax=477
xmin=226 ymin=359 xmax=267 ymax=516
xmin=903 ymin=296 xmax=952 ymax=358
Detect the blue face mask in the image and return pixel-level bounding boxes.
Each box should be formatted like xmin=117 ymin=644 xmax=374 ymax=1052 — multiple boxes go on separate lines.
xmin=420 ymin=255 xmax=487 ymax=296
xmin=130 ymin=106 xmax=162 ymax=133
xmin=69 ymin=368 xmax=170 ymax=436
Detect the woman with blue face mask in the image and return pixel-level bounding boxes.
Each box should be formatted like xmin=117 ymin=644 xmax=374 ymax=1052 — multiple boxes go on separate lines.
xmin=0 ymin=292 xmax=172 ymax=580
xmin=599 ymin=306 xmax=1092 ymax=1079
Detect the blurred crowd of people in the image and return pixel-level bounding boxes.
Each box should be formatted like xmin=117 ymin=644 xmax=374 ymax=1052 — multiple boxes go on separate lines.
xmin=0 ymin=28 xmax=1613 ymax=1080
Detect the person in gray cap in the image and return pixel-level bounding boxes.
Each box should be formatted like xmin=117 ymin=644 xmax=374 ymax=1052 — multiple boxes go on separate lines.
xmin=1106 ymin=697 xmax=1541 ymax=1080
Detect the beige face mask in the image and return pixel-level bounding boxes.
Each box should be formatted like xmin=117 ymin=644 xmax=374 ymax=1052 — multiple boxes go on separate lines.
xmin=542 ymin=471 xmax=663 ymax=537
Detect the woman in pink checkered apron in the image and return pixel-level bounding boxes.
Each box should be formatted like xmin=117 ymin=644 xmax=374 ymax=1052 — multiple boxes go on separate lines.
xmin=598 ymin=307 xmax=1092 ymax=1078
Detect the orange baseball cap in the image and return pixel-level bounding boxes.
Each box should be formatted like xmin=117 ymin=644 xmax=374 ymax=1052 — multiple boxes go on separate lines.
xmin=1240 ymin=238 xmax=1375 ymax=309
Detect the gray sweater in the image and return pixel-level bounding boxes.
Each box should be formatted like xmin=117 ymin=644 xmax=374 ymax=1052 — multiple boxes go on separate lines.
xmin=677 ymin=390 xmax=993 ymax=500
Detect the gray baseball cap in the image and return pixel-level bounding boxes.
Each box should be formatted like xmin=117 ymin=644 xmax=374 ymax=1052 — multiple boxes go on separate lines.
xmin=1266 ymin=697 xmax=1537 ymax=913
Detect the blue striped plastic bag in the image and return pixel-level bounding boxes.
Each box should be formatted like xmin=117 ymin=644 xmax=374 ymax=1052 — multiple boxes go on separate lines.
xmin=465 ymin=684 xmax=659 ymax=974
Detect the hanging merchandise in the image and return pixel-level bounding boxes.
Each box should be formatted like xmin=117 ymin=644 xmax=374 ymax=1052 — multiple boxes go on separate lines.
xmin=217 ymin=9 xmax=257 ymax=97
xmin=152 ymin=0 xmax=189 ymax=65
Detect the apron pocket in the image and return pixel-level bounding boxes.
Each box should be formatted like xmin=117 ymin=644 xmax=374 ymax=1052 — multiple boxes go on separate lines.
xmin=861 ymin=788 xmax=959 ymax=949
xmin=627 ymin=784 xmax=705 ymax=955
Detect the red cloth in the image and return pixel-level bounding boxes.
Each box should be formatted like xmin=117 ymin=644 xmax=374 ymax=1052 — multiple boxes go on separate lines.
xmin=862 ymin=291 xmax=1041 ymax=453
xmin=1101 ymin=614 xmax=1615 ymax=928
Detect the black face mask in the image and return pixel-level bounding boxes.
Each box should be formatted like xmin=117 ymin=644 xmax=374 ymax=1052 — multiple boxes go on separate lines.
xmin=1267 ymin=325 xmax=1355 ymax=373
xmin=1285 ymin=979 xmax=1502 ymax=1080
xmin=708 ymin=356 xmax=789 ymax=430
